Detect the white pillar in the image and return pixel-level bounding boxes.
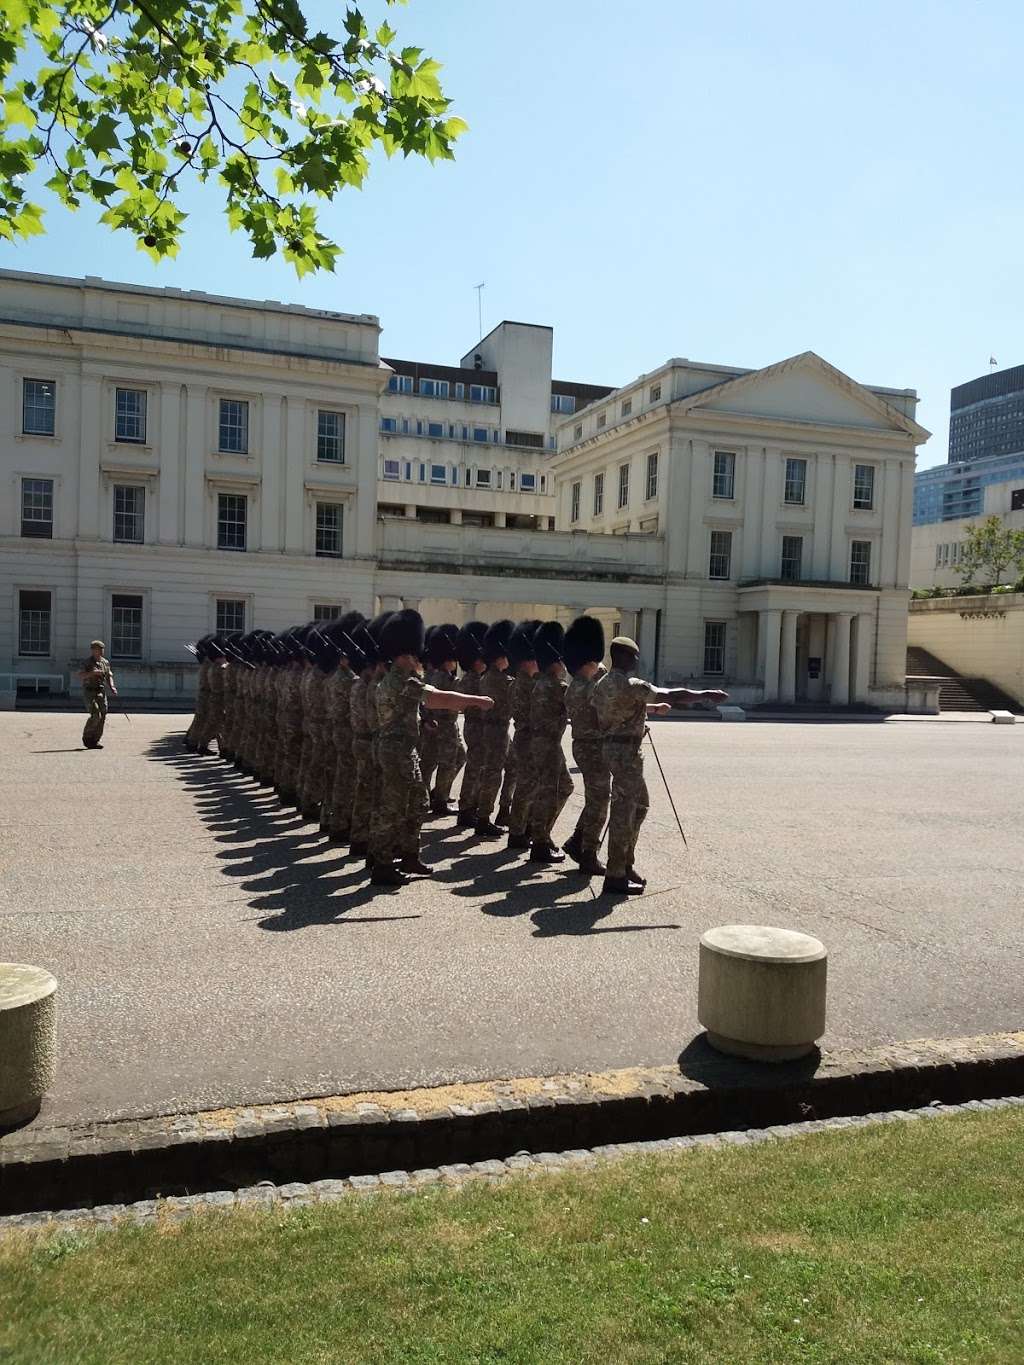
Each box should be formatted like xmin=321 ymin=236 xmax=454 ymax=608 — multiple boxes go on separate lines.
xmin=759 ymin=609 xmax=782 ymax=702
xmin=779 ymin=610 xmax=799 ymax=704
xmin=831 ymin=612 xmax=853 ymax=705
xmin=459 ymin=599 xmax=479 ymax=624
xmin=450 ymin=509 xmax=463 ymax=525
xmin=853 ymin=612 xmax=873 ymax=702
xmin=494 ymin=510 xmax=507 ymax=528
xmin=404 ymin=504 xmax=417 ymax=519
xmin=402 ymin=596 xmax=421 ymax=612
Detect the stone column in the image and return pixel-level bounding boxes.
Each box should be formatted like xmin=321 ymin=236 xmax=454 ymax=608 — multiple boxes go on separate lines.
xmin=759 ymin=609 xmax=782 ymax=703
xmin=494 ymin=510 xmax=507 ymax=528
xmin=459 ymin=599 xmax=479 ymax=624
xmin=831 ymin=612 xmax=853 ymax=705
xmin=852 ymin=612 xmax=873 ymax=702
xmin=404 ymin=504 xmax=417 ymax=519
xmin=402 ymin=596 xmax=422 ymax=612
xmin=158 ymin=382 xmax=182 ymax=546
xmin=77 ymin=373 xmax=102 ymax=542
xmin=779 ymin=610 xmax=800 ymax=704
xmin=450 ymin=509 xmax=463 ymax=525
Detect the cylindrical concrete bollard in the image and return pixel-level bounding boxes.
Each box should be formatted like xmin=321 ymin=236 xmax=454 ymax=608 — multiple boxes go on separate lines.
xmin=697 ymin=925 xmax=826 ymax=1063
xmin=0 ymin=964 xmax=57 ymax=1127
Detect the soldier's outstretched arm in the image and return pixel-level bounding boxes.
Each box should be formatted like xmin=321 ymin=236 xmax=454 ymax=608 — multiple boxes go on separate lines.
xmin=655 ymin=685 xmax=729 ymax=707
xmin=423 ymin=688 xmax=494 ymax=713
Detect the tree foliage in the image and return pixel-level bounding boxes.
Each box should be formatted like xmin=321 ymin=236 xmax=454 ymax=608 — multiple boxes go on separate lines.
xmin=0 ymin=0 xmax=466 ymax=274
xmin=955 ymin=515 xmax=1024 ymax=588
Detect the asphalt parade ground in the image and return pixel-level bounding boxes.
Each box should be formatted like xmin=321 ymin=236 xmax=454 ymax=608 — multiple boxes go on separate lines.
xmin=2 ymin=711 xmax=1022 ymax=1128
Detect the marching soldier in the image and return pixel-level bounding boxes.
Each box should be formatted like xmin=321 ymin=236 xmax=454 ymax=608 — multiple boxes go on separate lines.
xmin=420 ymin=623 xmax=466 ymax=815
xmin=369 ymin=609 xmax=494 ymax=886
xmin=562 ymin=615 xmax=610 ymax=876
xmin=593 ymin=635 xmax=728 ymax=895
xmin=472 ymin=619 xmax=514 ymax=838
xmin=77 ymin=639 xmax=118 ymax=750
xmin=184 ymin=635 xmax=212 ymax=751
xmin=324 ymin=611 xmax=365 ymax=840
xmin=504 ymin=620 xmax=541 ymax=852
xmin=527 ymin=621 xmax=574 ymax=863
xmin=297 ymin=626 xmax=331 ymax=821
xmin=350 ymin=614 xmax=391 ymax=862
xmin=455 ymin=621 xmax=489 ymax=827
xmin=193 ymin=636 xmax=228 ymax=756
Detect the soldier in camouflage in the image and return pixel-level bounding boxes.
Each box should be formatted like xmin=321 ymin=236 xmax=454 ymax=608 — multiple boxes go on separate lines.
xmin=454 ymin=621 xmax=489 ymax=828
xmin=527 ymin=621 xmax=574 ymax=862
xmin=323 ymin=611 xmax=365 ymax=840
xmin=471 ymin=619 xmax=515 ymax=838
xmin=562 ymin=615 xmax=611 ymax=877
xmin=350 ymin=614 xmax=391 ymax=861
xmin=504 ymin=620 xmax=541 ymax=852
xmin=420 ymin=623 xmax=466 ymax=815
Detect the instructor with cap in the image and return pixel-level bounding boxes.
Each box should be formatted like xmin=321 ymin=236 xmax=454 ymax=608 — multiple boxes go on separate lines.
xmin=593 ymin=632 xmax=727 ymax=895
xmin=77 ymin=640 xmax=118 ymax=750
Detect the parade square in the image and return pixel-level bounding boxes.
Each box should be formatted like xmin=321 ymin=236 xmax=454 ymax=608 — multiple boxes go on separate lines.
xmin=3 ymin=711 xmax=1022 ymax=1129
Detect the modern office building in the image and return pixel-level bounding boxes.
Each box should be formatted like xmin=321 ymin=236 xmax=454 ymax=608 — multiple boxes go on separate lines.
xmin=910 ymin=478 xmax=1024 ymax=589
xmin=948 ymin=364 xmax=1024 ymax=464
xmin=913 ymin=450 xmax=1024 ymax=525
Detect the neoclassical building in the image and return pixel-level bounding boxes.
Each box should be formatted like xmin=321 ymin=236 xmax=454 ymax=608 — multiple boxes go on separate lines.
xmin=0 ymin=270 xmax=930 ymax=707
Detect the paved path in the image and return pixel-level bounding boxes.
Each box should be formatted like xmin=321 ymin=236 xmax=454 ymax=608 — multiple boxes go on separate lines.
xmin=3 ymin=712 xmax=1022 ymax=1127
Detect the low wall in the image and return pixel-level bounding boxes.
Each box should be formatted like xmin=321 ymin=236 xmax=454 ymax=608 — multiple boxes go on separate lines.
xmin=908 ymin=592 xmax=1024 ymax=705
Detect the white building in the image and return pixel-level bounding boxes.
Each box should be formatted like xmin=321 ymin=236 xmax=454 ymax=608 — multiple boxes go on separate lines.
xmin=1 ymin=270 xmax=930 ymax=710
xmin=553 ymin=352 xmax=929 ymax=704
xmin=909 ymin=479 xmax=1024 ymax=590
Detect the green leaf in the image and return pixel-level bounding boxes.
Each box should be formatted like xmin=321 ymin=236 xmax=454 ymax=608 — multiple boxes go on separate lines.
xmin=3 ymin=90 xmax=35 ymax=129
xmin=83 ymin=114 xmax=121 ymax=156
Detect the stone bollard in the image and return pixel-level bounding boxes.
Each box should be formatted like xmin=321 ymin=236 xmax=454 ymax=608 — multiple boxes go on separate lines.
xmin=0 ymin=964 xmax=58 ymax=1127
xmin=697 ymin=925 xmax=826 ymax=1063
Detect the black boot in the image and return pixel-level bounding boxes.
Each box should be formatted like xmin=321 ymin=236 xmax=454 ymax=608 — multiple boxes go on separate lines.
xmin=456 ymin=810 xmax=476 ymax=828
xmin=602 ymin=875 xmax=643 ymax=896
xmin=530 ymin=842 xmax=565 ymax=864
xmin=562 ymin=833 xmax=583 ymax=864
xmin=370 ymin=860 xmax=408 ymax=886
xmin=507 ymin=832 xmax=531 ymax=851
xmin=627 ymin=867 xmax=647 ymax=887
xmin=577 ymin=852 xmax=607 ymax=876
xmin=475 ymin=820 xmax=505 ymax=839
xmin=400 ymin=851 xmax=432 ymax=877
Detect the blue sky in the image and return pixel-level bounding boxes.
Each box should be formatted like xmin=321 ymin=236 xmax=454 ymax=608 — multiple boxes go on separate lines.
xmin=4 ymin=0 xmax=1023 ymax=467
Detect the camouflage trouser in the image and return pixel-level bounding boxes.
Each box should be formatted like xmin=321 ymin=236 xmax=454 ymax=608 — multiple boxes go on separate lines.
xmin=474 ymin=723 xmax=510 ymax=821
xmin=257 ymin=702 xmax=278 ymax=780
xmin=298 ymin=723 xmax=325 ymax=810
xmin=82 ymin=688 xmax=107 ymax=747
xmin=604 ymin=741 xmax=649 ymax=879
xmin=317 ymin=733 xmax=338 ymax=827
xmin=458 ymin=721 xmax=485 ymax=816
xmin=505 ymin=729 xmax=534 ymax=836
xmin=419 ymin=720 xmax=440 ymax=790
xmin=186 ymin=691 xmax=207 ymax=747
xmin=431 ymin=720 xmax=465 ymax=803
xmin=528 ymin=736 xmax=574 ymax=844
xmin=276 ymin=719 xmax=303 ymax=796
xmin=370 ymin=737 xmax=429 ymax=863
xmin=570 ymin=739 xmax=611 ymax=854
xmin=497 ymin=736 xmax=517 ymax=821
xmin=195 ymin=694 xmax=223 ymax=750
xmin=329 ymin=728 xmax=355 ymax=835
xmin=349 ymin=736 xmax=377 ymax=844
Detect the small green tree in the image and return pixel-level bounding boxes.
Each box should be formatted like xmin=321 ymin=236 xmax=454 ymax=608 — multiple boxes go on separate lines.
xmin=0 ymin=0 xmax=466 ymax=274
xmin=955 ymin=515 xmax=1024 ymax=589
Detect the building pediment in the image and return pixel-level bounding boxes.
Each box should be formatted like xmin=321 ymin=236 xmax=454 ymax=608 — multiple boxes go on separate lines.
xmin=676 ymin=352 xmax=929 ymax=440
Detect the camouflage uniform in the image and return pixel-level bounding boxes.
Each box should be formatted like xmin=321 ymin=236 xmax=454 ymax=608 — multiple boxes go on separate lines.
xmin=195 ymin=658 xmax=227 ymax=751
xmin=81 ymin=655 xmax=114 ymax=748
xmin=474 ymin=666 xmax=513 ymax=821
xmin=297 ymin=666 xmax=326 ymax=811
xmin=236 ymin=665 xmax=254 ymax=769
xmin=349 ymin=673 xmax=377 ymax=847
xmin=327 ymin=664 xmax=357 ymax=836
xmin=422 ymin=667 xmax=465 ymax=805
xmin=457 ymin=668 xmax=485 ymax=818
xmin=259 ymin=667 xmax=281 ymax=784
xmin=565 ymin=664 xmax=611 ymax=855
xmin=220 ymin=662 xmax=239 ymax=759
xmin=370 ymin=665 xmax=430 ymax=864
xmin=276 ymin=665 xmax=305 ymax=798
xmin=186 ymin=658 xmax=211 ymax=748
xmin=528 ymin=672 xmax=573 ymax=845
xmin=592 ymin=668 xmax=654 ymax=880
xmin=505 ymin=672 xmax=536 ymax=838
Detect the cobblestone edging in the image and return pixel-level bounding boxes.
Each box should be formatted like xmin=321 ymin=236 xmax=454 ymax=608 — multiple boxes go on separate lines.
xmin=3 ymin=1095 xmax=1022 ymax=1236
xmin=2 ymin=1031 xmax=1023 ymax=1219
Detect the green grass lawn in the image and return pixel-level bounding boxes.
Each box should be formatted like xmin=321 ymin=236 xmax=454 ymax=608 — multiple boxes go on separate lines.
xmin=2 ymin=1108 xmax=1022 ymax=1364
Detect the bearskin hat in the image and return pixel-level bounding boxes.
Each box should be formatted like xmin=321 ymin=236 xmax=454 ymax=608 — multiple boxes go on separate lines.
xmin=381 ymin=608 xmax=426 ymax=662
xmin=534 ymin=620 xmax=565 ymax=671
xmin=507 ymin=619 xmax=542 ymax=668
xmin=194 ymin=634 xmax=215 ymax=661
xmin=482 ymin=618 xmax=514 ymax=666
xmin=427 ymin=623 xmax=460 ymax=669
xmin=455 ymin=621 xmax=488 ymax=671
xmin=563 ymin=615 xmax=605 ymax=674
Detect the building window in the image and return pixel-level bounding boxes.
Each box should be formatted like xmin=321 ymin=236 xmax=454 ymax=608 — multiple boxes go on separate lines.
xmin=317 ymin=410 xmax=345 ymax=463
xmin=114 ymin=387 xmax=147 ymax=444
xmin=419 ymin=378 xmax=449 ymax=398
xmin=216 ymin=598 xmax=246 ymax=633
xmin=850 ymin=540 xmax=872 ymax=584
xmin=113 ymin=485 xmax=145 ymax=544
xmin=645 ymin=452 xmax=658 ymax=501
xmin=454 ymin=382 xmax=465 ymax=400
xmin=703 ymin=621 xmax=726 ymax=675
xmin=218 ymin=398 xmax=249 ymax=454
xmin=709 ymin=530 xmax=732 ymax=580
xmin=784 ymin=457 xmax=807 ymax=505
xmin=573 ymin=423 xmax=583 ymax=441
xmin=380 ymin=417 xmax=397 ymax=433
xmin=649 ymin=383 xmax=662 ymax=403
xmin=853 ymin=463 xmax=875 ymax=510
xmin=110 ymin=593 xmax=143 ymax=659
xmin=551 ymin=394 xmax=576 ymax=414
xmin=593 ymin=472 xmax=604 ymax=516
xmin=472 ymin=427 xmax=489 ymax=443
xmin=388 ymin=374 xmax=413 ymax=394
xmin=597 ymin=412 xmax=607 ymax=429
xmin=18 ymin=590 xmax=51 ymax=657
xmin=712 ymin=451 xmax=735 ymax=499
xmin=470 ymin=384 xmax=497 ymax=404
xmin=570 ymin=480 xmax=581 ymax=523
xmin=22 ymin=379 xmax=55 ymax=436
xmin=429 ymin=463 xmax=447 ymax=484
xmin=382 ymin=458 xmax=400 ymax=480
xmin=520 ymin=472 xmax=536 ymax=492
xmin=475 ymin=469 xmax=491 ymax=488
xmin=217 ymin=493 xmax=247 ymax=550
xmin=617 ymin=462 xmax=630 ymax=509
xmin=621 ymin=398 xmax=632 ymax=417
xmin=21 ymin=477 xmax=54 ymax=538
xmin=315 ymin=501 xmax=343 ymax=557
xmin=313 ymin=603 xmax=341 ymax=621
xmin=505 ymin=429 xmax=545 ymax=448
xmin=780 ymin=535 xmax=803 ymax=581
xmin=422 ymin=421 xmax=441 ymax=439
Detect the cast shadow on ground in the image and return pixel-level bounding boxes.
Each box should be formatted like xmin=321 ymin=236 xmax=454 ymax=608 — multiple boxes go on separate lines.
xmin=146 ymin=730 xmax=680 ymax=939
xmin=675 ymin=1032 xmax=822 ymax=1084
